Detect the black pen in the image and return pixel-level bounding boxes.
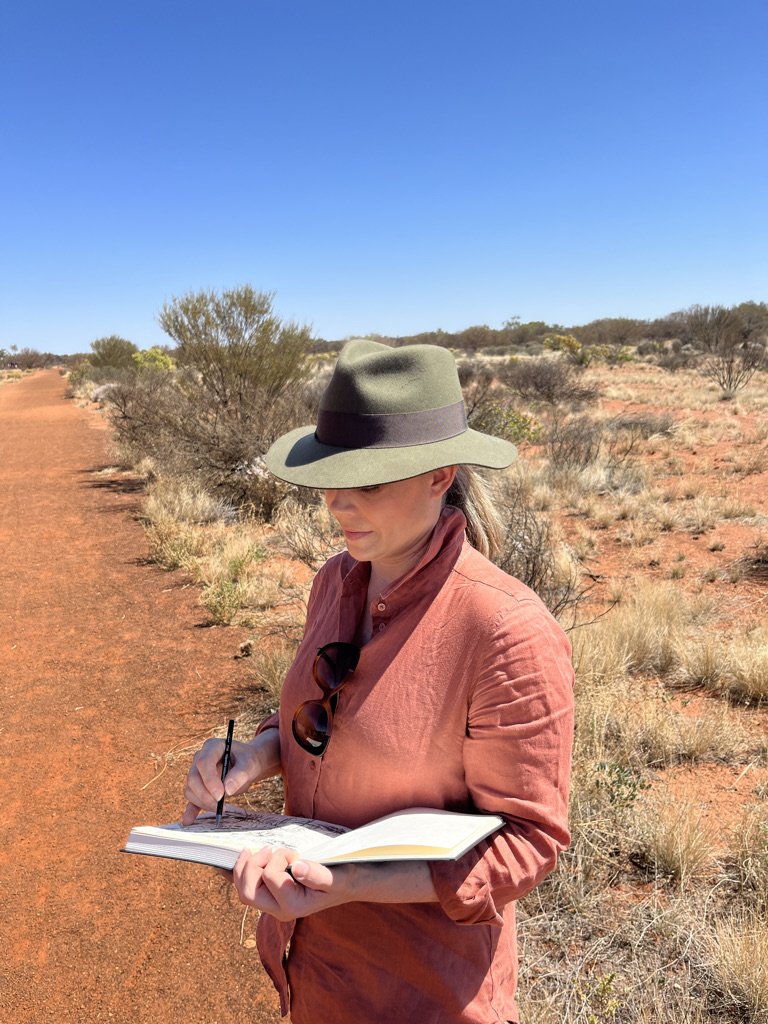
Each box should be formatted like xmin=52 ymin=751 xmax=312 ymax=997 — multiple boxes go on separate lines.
xmin=215 ymin=719 xmax=235 ymax=828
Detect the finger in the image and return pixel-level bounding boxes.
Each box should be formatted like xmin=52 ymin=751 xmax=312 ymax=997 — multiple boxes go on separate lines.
xmin=260 ymin=848 xmax=306 ymax=903
xmin=194 ymin=740 xmax=227 ymax=797
xmin=183 ymin=765 xmax=219 ymax=812
xmin=233 ymin=848 xmax=281 ymax=911
xmin=287 ymin=859 xmax=334 ymax=891
xmin=180 ymin=801 xmax=202 ymax=826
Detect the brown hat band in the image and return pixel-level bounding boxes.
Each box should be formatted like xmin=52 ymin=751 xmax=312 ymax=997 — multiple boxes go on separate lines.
xmin=315 ymin=400 xmax=468 ymax=450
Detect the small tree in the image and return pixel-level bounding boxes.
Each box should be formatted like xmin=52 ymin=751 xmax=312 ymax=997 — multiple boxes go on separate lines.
xmin=109 ymin=287 xmax=313 ymax=516
xmin=685 ymin=304 xmax=767 ymax=398
xmin=159 ymin=286 xmax=310 ymax=411
xmin=89 ymin=335 xmax=139 ymax=370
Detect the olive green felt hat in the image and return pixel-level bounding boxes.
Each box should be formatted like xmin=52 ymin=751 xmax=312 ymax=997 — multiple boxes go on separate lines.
xmin=263 ymin=339 xmax=517 ymax=488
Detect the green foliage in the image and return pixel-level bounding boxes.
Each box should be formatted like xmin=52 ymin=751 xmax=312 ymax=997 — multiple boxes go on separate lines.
xmin=577 ymin=972 xmax=621 ymax=1024
xmin=133 ymin=346 xmax=174 ymax=372
xmin=159 ymin=285 xmax=310 ymax=407
xmin=594 ymin=761 xmax=650 ymax=812
xmin=544 ymin=334 xmax=633 ymax=367
xmin=200 ymin=543 xmax=266 ymax=625
xmin=469 ymin=402 xmax=541 ymax=445
xmin=108 ymin=287 xmax=313 ymax=518
xmin=89 ymin=335 xmax=139 ymax=369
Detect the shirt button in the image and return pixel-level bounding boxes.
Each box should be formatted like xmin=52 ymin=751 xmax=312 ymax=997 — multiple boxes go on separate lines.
xmin=378 ymin=623 xmax=386 ymax=632
xmin=377 ymin=602 xmax=386 ymax=612
xmin=309 ymin=761 xmax=317 ymax=770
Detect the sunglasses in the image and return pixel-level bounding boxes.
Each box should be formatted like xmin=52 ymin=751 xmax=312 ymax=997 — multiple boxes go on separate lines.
xmin=292 ymin=642 xmax=361 ymax=756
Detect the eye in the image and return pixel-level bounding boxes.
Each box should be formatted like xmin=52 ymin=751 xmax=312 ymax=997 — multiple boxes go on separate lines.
xmin=357 ymin=485 xmax=381 ymax=494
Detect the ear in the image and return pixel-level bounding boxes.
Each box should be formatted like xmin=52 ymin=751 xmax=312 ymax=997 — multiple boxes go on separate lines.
xmin=429 ymin=465 xmax=457 ymax=499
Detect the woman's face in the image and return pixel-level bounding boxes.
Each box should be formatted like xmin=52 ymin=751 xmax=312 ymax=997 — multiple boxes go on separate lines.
xmin=323 ymin=467 xmax=456 ymax=581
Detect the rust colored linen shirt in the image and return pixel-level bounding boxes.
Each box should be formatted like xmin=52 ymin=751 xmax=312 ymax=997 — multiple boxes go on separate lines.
xmin=256 ymin=507 xmax=574 ymax=1023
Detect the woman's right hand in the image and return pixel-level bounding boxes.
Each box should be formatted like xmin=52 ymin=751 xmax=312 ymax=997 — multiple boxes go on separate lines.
xmin=181 ymin=729 xmax=281 ymax=826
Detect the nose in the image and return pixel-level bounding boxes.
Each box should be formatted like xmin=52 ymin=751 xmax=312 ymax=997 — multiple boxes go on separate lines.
xmin=324 ymin=489 xmax=356 ymax=516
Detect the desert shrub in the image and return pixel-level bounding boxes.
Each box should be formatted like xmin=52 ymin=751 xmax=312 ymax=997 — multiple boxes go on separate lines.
xmin=679 ymin=626 xmax=768 ymax=705
xmin=457 ymin=358 xmax=542 ymax=444
xmin=67 ymin=363 xmax=136 ymax=401
xmin=106 ymin=287 xmax=313 ymax=518
xmin=545 ymin=415 xmax=604 ymax=470
xmin=241 ymin=638 xmax=298 ymax=730
xmin=133 ymin=346 xmax=175 ymax=372
xmin=493 ymin=474 xmax=587 ymax=620
xmin=573 ymin=581 xmax=706 ymax=682
xmin=739 ymin=540 xmax=768 ymax=582
xmin=273 ymin=496 xmax=343 ymax=570
xmin=89 ymin=335 xmax=139 ymax=369
xmin=504 ymin=355 xmax=600 ymax=408
xmin=684 ymin=303 xmax=768 ymax=398
xmin=656 ymin=347 xmax=699 ymax=372
xmin=604 ymin=411 xmax=676 ymax=442
xmin=142 ymin=476 xmax=235 ymax=526
xmin=457 ymin=357 xmax=496 ymax=416
xmin=469 ymin=400 xmax=542 ymax=445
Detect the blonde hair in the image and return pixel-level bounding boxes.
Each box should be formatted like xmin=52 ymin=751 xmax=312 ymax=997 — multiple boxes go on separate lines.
xmin=445 ymin=465 xmax=505 ymax=561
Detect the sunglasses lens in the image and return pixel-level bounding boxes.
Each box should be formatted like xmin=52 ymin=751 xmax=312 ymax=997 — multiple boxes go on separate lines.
xmin=314 ymin=643 xmax=360 ymax=690
xmin=314 ymin=652 xmax=341 ymax=690
xmin=292 ymin=700 xmax=331 ymax=752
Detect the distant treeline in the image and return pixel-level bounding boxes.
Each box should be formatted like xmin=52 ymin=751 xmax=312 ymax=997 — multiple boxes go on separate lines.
xmin=2 ymin=300 xmax=767 ymax=368
xmin=311 ymin=301 xmax=768 ymax=355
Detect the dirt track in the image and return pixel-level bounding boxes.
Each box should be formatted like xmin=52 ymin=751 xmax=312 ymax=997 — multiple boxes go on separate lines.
xmin=0 ymin=371 xmax=281 ymax=1023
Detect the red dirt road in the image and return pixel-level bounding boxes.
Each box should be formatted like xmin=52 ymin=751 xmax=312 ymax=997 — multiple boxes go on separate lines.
xmin=0 ymin=372 xmax=281 ymax=1023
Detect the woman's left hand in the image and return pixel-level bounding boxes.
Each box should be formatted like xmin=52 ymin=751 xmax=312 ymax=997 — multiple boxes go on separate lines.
xmin=230 ymin=846 xmax=352 ymax=921
xmin=229 ymin=846 xmax=438 ymax=920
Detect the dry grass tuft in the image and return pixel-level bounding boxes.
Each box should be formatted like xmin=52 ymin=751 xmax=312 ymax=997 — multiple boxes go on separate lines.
xmin=142 ymin=475 xmax=235 ymax=526
xmin=729 ymin=804 xmax=768 ymax=911
xmin=706 ymin=912 xmax=768 ymax=1019
xmin=632 ymin=798 xmax=716 ymax=886
xmin=681 ymin=627 xmax=768 ymax=705
xmin=576 ymin=580 xmax=695 ymax=677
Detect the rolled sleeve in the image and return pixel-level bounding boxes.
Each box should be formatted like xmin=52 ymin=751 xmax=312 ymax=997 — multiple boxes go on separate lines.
xmin=430 ymin=596 xmax=574 ymax=925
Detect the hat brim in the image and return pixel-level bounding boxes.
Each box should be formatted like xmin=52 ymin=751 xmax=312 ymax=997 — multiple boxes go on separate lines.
xmin=263 ymin=426 xmax=517 ymax=489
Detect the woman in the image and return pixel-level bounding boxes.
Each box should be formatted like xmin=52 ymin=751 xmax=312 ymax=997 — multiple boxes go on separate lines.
xmin=182 ymin=340 xmax=574 ymax=1023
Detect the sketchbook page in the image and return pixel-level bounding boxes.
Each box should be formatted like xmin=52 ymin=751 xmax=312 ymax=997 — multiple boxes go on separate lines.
xmin=303 ymin=808 xmax=503 ymax=863
xmin=127 ymin=807 xmax=348 ymax=855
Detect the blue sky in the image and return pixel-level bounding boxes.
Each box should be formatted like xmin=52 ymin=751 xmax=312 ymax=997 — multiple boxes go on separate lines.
xmin=1 ymin=0 xmax=766 ymax=355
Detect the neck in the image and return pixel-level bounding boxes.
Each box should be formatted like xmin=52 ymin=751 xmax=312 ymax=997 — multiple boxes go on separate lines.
xmin=368 ymin=521 xmax=438 ymax=596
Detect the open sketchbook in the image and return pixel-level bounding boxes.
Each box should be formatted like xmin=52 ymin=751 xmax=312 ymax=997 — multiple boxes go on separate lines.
xmin=123 ymin=806 xmax=504 ymax=871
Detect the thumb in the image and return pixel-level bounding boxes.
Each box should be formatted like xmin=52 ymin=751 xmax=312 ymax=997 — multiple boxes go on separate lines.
xmin=289 ymin=859 xmax=335 ymax=891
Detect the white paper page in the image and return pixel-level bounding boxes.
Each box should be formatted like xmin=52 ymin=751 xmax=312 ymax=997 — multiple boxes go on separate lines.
xmin=303 ymin=808 xmax=502 ymax=861
xmin=132 ymin=808 xmax=347 ymax=854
